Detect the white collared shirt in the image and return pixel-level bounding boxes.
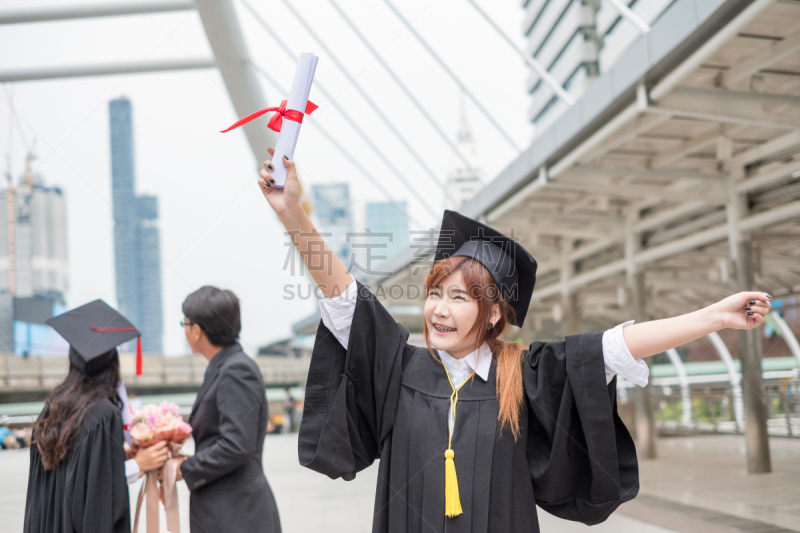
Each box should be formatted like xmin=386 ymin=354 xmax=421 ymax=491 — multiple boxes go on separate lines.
xmin=437 ymin=344 xmax=492 ymax=389
xmin=318 ymin=278 xmax=649 ymax=389
xmin=125 ymin=458 xmax=140 ymax=484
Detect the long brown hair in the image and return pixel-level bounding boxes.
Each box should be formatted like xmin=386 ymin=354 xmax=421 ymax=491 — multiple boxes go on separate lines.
xmin=423 ymin=256 xmax=526 ymax=439
xmin=33 ymin=353 xmax=121 ymax=470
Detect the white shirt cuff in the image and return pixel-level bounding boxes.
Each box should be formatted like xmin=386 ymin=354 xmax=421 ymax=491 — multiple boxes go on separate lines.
xmin=602 ymin=320 xmax=649 ymax=387
xmin=125 ymin=458 xmax=140 ymax=484
xmin=317 ymin=276 xmax=357 ymax=349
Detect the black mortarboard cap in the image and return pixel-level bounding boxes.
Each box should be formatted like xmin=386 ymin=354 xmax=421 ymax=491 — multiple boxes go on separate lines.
xmin=434 ymin=210 xmax=537 ymax=327
xmin=46 ymin=299 xmax=141 ymax=376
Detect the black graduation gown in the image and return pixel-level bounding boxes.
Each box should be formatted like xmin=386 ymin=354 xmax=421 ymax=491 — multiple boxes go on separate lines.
xmin=299 ymin=283 xmax=639 ymax=533
xmin=24 ymin=399 xmax=130 ymax=533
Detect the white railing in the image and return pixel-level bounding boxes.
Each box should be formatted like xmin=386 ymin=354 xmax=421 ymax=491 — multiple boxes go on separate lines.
xmin=0 ymin=353 xmax=310 ymax=391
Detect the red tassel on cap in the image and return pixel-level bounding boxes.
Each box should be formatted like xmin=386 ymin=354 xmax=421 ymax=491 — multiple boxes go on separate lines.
xmin=90 ymin=326 xmax=141 ymax=375
xmin=136 ymin=337 xmax=142 ymax=376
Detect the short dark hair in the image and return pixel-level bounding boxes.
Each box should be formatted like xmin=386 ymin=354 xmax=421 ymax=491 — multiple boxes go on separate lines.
xmin=182 ymin=286 xmax=240 ymax=347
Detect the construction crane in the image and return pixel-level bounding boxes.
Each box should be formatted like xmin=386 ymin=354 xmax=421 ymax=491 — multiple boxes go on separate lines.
xmin=4 ymin=84 xmax=15 ymax=297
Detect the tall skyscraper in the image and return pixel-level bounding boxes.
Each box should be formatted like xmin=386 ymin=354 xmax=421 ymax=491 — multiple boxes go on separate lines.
xmin=0 ymin=176 xmax=69 ymax=355
xmin=109 ymin=97 xmax=163 ymax=353
xmin=311 ymin=183 xmax=353 ymax=265
xmin=446 ymin=102 xmax=482 ymax=209
xmin=365 ymin=201 xmax=409 ymax=264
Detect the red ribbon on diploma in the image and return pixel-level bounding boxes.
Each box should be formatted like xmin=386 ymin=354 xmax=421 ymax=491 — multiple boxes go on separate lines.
xmin=220 ymin=100 xmax=318 ymax=133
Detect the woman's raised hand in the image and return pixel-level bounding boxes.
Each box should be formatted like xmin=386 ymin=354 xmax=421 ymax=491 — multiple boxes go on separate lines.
xmin=256 ymin=150 xmax=352 ymax=298
xmin=259 ymin=147 xmax=302 ymax=218
xmin=711 ymin=291 xmax=772 ymax=331
xmin=622 ymin=291 xmax=773 ymax=360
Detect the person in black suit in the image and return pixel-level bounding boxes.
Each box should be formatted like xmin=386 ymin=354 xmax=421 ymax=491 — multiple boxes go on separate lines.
xmin=177 ymin=287 xmax=281 ymax=533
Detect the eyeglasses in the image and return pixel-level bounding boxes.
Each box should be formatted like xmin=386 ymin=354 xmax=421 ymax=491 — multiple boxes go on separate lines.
xmin=180 ymin=320 xmax=195 ymax=328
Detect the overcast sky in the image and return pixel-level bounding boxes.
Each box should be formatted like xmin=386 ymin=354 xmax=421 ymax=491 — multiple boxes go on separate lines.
xmin=0 ymin=0 xmax=533 ymax=355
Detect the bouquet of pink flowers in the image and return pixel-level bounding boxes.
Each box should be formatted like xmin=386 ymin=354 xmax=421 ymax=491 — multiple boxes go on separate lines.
xmin=131 ymin=402 xmax=191 ymax=532
xmin=130 ymin=401 xmax=192 ymax=448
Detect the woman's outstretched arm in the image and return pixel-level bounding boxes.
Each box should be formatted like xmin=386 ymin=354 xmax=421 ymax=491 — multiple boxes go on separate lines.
xmin=622 ymin=291 xmax=772 ymax=360
xmin=258 ymin=149 xmax=352 ymax=298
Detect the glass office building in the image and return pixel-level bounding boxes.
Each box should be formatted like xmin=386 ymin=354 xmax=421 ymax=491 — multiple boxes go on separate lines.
xmin=109 ymin=97 xmax=163 ymax=354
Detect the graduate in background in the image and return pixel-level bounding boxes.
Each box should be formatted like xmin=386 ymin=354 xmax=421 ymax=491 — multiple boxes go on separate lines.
xmin=24 ymin=300 xmax=150 ymax=533
xmin=258 ymin=152 xmax=772 ymax=533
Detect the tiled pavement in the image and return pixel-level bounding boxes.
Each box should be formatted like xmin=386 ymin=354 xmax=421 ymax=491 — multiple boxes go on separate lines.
xmin=1 ymin=434 xmax=796 ymax=532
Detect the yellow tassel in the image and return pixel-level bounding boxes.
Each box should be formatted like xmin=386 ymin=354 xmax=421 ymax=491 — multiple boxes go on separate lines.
xmin=444 ymin=448 xmax=463 ymax=517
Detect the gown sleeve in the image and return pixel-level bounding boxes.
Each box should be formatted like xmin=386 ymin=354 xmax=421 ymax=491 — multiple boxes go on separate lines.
xmin=298 ymin=282 xmax=412 ymax=481
xmin=70 ymin=402 xmax=131 ymax=533
xmin=525 ymin=330 xmax=638 ymax=525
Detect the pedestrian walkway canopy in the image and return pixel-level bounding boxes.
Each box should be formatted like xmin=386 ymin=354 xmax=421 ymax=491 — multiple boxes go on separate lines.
xmin=372 ymin=0 xmax=800 ymax=332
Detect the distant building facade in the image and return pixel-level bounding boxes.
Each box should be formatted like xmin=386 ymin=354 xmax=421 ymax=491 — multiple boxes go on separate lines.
xmin=0 ymin=177 xmax=69 ymax=355
xmin=109 ymin=97 xmax=163 ymax=354
xmin=364 ymin=200 xmax=409 ymax=266
xmin=311 ymin=183 xmax=353 ymax=265
xmin=523 ymin=1 xmax=673 ymax=129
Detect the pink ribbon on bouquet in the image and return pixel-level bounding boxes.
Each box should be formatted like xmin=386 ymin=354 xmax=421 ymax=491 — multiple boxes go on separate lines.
xmin=133 ymin=442 xmax=184 ymax=533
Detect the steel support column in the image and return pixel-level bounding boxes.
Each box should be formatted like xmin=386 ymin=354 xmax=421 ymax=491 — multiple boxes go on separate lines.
xmin=194 ymin=0 xmax=272 ymax=167
xmin=0 ymin=1 xmax=193 ymax=25
xmin=0 ymin=59 xmax=215 ymax=83
xmin=726 ymin=174 xmax=771 ymax=473
xmin=626 ymin=212 xmax=656 ymax=459
xmin=560 ymin=244 xmax=581 ymax=337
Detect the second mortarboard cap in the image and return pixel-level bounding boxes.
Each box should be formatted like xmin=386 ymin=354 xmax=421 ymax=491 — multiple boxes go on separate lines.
xmin=434 ymin=210 xmax=537 ymax=327
xmin=46 ymin=299 xmax=142 ymax=376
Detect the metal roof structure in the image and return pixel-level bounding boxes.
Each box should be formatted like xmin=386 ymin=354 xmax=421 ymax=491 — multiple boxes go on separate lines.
xmin=372 ymin=0 xmax=800 ymax=333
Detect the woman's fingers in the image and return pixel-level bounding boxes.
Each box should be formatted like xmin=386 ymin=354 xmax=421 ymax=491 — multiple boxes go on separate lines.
xmin=258 ymin=177 xmax=274 ymax=195
xmin=745 ymin=299 xmax=770 ymax=317
xmin=263 ymin=159 xmax=275 ymax=172
xmin=259 ymin=168 xmax=276 ymax=185
xmin=282 ymin=155 xmax=297 ymax=182
xmin=268 ymin=147 xmax=274 ymax=156
xmin=742 ymin=292 xmax=770 ymax=321
xmin=740 ymin=291 xmax=772 ymax=304
xmin=745 ymin=315 xmax=765 ymax=330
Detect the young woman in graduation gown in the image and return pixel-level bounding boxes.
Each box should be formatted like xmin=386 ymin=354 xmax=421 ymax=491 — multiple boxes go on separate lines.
xmin=258 ymin=153 xmax=772 ymax=533
xmin=24 ymin=300 xmax=144 ymax=533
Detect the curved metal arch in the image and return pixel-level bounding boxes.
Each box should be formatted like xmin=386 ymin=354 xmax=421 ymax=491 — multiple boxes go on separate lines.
xmin=665 ymin=348 xmax=692 ymax=427
xmin=769 ymin=311 xmax=800 ymax=369
xmin=707 ymin=332 xmax=745 ymax=432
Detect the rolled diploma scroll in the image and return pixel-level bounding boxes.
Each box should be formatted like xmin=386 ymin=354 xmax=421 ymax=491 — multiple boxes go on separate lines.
xmin=117 ymin=381 xmax=134 ymax=446
xmin=270 ymin=52 xmax=319 ymax=188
